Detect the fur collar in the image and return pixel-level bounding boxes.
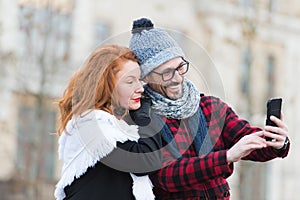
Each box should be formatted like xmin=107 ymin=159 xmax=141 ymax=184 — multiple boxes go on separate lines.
xmin=54 ymin=110 xmax=154 ymax=200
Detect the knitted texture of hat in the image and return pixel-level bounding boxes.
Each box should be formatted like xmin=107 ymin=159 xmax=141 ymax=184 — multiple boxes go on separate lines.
xmin=129 ymin=18 xmax=185 ymax=78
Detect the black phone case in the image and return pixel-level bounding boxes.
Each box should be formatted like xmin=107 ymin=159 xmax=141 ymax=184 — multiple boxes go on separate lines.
xmin=266 ymin=98 xmax=282 ymax=127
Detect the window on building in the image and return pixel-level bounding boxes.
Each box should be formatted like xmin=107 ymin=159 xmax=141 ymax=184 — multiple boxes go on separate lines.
xmin=239 ymin=0 xmax=254 ymax=8
xmin=18 ymin=3 xmax=72 ymax=63
xmin=241 ymin=47 xmax=251 ymax=97
xmin=266 ymin=55 xmax=276 ymax=97
xmin=17 ymin=1 xmax=73 ymax=106
xmin=48 ymin=12 xmax=72 ymax=62
xmin=268 ymin=0 xmax=277 ymax=12
xmin=95 ymin=21 xmax=110 ymax=46
xmin=16 ymin=98 xmax=56 ymax=181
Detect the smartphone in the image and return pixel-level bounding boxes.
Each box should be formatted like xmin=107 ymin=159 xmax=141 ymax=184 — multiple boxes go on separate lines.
xmin=265 ymin=97 xmax=282 ymax=140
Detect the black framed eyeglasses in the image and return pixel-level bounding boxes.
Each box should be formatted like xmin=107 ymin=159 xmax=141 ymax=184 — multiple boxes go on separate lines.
xmin=151 ymin=57 xmax=189 ymax=81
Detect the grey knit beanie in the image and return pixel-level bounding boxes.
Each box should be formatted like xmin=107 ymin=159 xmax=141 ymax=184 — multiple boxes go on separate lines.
xmin=129 ymin=18 xmax=185 ymax=78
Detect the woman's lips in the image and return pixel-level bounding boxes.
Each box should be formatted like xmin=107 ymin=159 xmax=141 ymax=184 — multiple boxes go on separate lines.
xmin=133 ymin=98 xmax=141 ymax=102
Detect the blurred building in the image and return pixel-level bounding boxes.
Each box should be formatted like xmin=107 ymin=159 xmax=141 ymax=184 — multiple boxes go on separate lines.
xmin=0 ymin=0 xmax=299 ymax=199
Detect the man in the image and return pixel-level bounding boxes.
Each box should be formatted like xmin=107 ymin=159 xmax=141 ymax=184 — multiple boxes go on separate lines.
xmin=129 ymin=18 xmax=290 ymax=200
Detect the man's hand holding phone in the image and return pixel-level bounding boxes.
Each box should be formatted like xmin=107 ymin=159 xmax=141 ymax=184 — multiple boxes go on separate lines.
xmin=264 ymin=98 xmax=289 ymax=150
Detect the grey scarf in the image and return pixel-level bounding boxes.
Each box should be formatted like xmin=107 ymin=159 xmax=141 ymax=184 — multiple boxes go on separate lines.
xmin=144 ymin=78 xmax=200 ymax=119
xmin=145 ymin=79 xmax=212 ymax=158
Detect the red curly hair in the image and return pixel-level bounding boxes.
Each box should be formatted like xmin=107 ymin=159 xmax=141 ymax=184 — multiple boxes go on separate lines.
xmin=56 ymin=44 xmax=138 ymax=136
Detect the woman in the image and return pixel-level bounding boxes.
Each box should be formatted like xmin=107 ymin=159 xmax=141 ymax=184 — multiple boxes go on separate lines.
xmin=54 ymin=45 xmax=161 ymax=200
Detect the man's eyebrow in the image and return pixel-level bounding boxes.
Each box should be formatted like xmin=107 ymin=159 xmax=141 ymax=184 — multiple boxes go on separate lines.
xmin=161 ymin=62 xmax=184 ymax=72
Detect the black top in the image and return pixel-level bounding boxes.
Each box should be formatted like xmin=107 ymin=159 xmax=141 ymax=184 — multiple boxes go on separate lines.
xmin=63 ymin=117 xmax=162 ymax=200
xmin=64 ymin=161 xmax=135 ymax=200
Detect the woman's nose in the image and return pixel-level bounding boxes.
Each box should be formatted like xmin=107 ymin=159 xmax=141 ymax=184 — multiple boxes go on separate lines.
xmin=135 ymin=81 xmax=144 ymax=93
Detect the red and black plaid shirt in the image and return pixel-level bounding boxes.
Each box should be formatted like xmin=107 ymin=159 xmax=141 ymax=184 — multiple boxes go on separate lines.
xmin=150 ymin=95 xmax=289 ymax=200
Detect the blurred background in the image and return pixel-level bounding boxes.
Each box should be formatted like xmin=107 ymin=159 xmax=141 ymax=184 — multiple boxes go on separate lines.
xmin=0 ymin=0 xmax=299 ymax=199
